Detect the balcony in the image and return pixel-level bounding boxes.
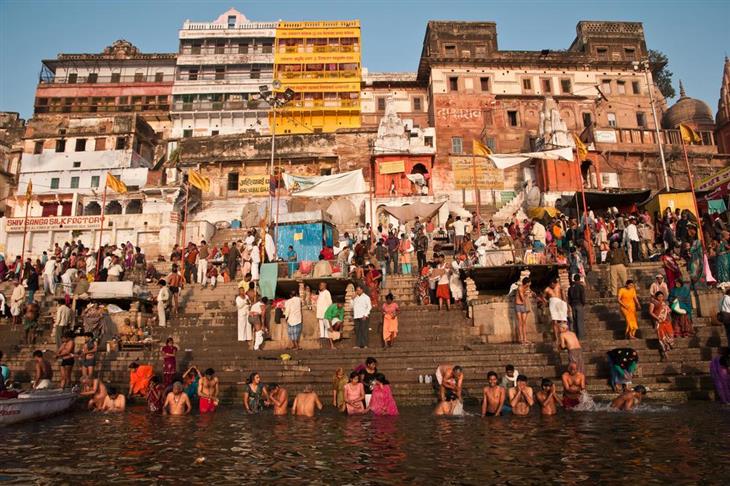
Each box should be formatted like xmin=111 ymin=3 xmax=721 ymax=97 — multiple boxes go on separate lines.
xmin=277 ymin=45 xmax=360 ymax=54
xmin=585 ymin=126 xmax=717 ymax=153
xmin=175 ymin=72 xmax=272 ymax=82
xmin=277 ymin=70 xmax=361 ymax=81
xmin=39 ymin=73 xmax=172 ymax=84
xmin=35 ymin=102 xmax=170 ymax=115
xmin=172 ymin=100 xmax=269 ymax=112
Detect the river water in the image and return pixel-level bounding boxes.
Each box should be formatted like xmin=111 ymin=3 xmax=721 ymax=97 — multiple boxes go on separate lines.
xmin=2 ymin=402 xmax=729 ymax=484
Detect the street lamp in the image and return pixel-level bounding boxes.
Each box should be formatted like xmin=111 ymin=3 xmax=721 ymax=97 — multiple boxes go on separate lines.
xmin=633 ymin=59 xmax=670 ymax=191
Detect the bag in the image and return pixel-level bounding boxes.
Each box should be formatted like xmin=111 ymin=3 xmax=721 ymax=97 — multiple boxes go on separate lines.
xmin=670 ymin=299 xmax=686 ymax=315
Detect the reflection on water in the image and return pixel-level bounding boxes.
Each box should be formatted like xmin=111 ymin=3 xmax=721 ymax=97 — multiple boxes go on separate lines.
xmin=2 ymin=403 xmax=729 ymax=484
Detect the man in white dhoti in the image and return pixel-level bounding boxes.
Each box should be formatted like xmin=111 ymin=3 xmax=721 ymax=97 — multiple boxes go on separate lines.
xmin=236 ymin=288 xmax=252 ymax=342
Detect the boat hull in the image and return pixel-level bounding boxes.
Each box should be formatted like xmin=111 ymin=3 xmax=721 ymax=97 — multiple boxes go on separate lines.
xmin=0 ymin=390 xmax=77 ymax=426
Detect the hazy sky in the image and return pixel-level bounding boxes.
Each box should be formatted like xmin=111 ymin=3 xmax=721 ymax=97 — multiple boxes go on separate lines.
xmin=1 ymin=0 xmax=728 ymax=119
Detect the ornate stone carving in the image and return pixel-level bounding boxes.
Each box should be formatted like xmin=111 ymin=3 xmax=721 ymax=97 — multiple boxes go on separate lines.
xmin=102 ymin=40 xmax=140 ymax=59
xmin=536 ymin=97 xmax=573 ymax=149
xmin=374 ymin=96 xmax=409 ymax=153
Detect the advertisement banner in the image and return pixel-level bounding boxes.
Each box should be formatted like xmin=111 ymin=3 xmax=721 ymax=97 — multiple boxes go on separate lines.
xmin=238 ymin=175 xmax=270 ymax=196
xmin=6 ymin=215 xmax=102 ymax=233
xmin=697 ymin=166 xmax=730 ymax=192
xmin=451 ymin=157 xmax=503 ymax=190
xmin=379 ymin=160 xmax=405 ymax=175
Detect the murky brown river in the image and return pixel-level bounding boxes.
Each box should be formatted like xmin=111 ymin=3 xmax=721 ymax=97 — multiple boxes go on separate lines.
xmin=2 ymin=402 xmax=729 ymax=484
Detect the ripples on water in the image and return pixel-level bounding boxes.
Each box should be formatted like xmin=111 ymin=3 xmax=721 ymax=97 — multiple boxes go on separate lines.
xmin=2 ymin=403 xmax=729 ymax=484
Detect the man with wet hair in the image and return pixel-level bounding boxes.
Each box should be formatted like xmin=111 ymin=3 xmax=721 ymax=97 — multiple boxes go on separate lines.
xmin=536 ymin=378 xmax=561 ymax=416
xmin=508 ymin=375 xmax=534 ymax=416
xmin=198 ymin=368 xmax=219 ymax=414
xmin=267 ymin=383 xmax=288 ymax=416
xmin=481 ymin=371 xmax=506 ymax=417
xmin=611 ymin=385 xmax=647 ymax=411
xmin=435 ymin=364 xmax=464 ymax=402
xmin=164 ymin=381 xmax=191 ymax=416
xmin=291 ymin=385 xmax=322 ymax=417
xmin=101 ymin=387 xmax=126 ymax=413
xmin=561 ymin=362 xmax=586 ymax=409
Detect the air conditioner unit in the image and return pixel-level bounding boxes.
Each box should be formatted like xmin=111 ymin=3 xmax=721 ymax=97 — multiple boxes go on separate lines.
xmin=601 ymin=173 xmax=620 ymax=188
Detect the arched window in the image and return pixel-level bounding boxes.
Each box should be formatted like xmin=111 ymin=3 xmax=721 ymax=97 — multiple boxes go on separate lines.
xmin=126 ymin=199 xmax=143 ymax=214
xmin=84 ymin=201 xmax=102 ymax=215
xmin=106 ymin=200 xmax=123 ymax=215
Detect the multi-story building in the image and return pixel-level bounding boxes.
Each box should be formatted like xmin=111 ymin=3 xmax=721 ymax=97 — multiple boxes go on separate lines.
xmin=273 ymin=20 xmax=362 ymax=134
xmin=34 ymin=40 xmax=176 ymax=137
xmin=0 ymin=112 xmax=25 ymax=218
xmin=716 ymin=56 xmax=730 ymax=154
xmin=361 ymin=71 xmax=430 ymax=130
xmin=171 ymin=8 xmax=276 ymax=138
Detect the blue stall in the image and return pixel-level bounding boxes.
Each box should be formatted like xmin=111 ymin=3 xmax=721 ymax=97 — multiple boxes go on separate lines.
xmin=276 ymin=211 xmax=335 ymax=262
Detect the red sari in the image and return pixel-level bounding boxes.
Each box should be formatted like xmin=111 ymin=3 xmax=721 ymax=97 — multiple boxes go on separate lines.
xmin=161 ymin=345 xmax=177 ymax=387
xmin=365 ymin=269 xmax=381 ymax=306
xmin=662 ymin=254 xmax=681 ymax=290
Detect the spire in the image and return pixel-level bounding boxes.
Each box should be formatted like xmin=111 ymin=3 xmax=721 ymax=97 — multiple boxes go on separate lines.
xmin=679 ymin=80 xmax=686 ymax=98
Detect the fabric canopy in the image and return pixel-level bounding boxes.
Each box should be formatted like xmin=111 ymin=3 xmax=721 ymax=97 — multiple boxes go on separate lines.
xmin=283 ymin=169 xmax=367 ymax=197
xmin=382 ymin=201 xmax=445 ymax=222
xmin=707 ymin=199 xmax=727 ymax=214
xmin=488 ymin=147 xmax=574 ymax=170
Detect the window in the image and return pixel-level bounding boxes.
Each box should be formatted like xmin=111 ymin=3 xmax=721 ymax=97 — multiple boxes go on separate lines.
xmin=33 ymin=141 xmax=43 ymax=154
xmin=211 ymin=130 xmax=219 ymax=136
xmin=617 ymin=81 xmax=626 ymax=95
xmin=67 ymin=73 xmax=77 ymax=84
xmin=451 ymin=137 xmax=463 ymax=154
xmin=507 ymin=110 xmax=519 ymax=127
xmin=596 ymin=47 xmax=608 ymax=60
xmin=480 ymin=77 xmax=490 ymax=91
xmin=238 ymin=43 xmax=249 ymax=54
xmin=560 ymin=79 xmax=572 ymax=94
xmin=115 ymin=137 xmax=127 ymax=150
xmin=448 ymin=77 xmax=458 ymax=91
xmin=227 ymin=15 xmax=236 ymax=28
xmin=227 ymin=172 xmax=239 ymax=191
xmin=541 ymin=79 xmax=552 ymax=93
xmin=607 ymin=112 xmax=617 ymax=128
xmin=215 ymin=42 xmax=225 ymax=54
xmin=50 ymin=178 xmax=60 ymax=189
xmin=624 ymin=48 xmax=636 ymax=61
xmin=377 ymin=97 xmax=386 ymax=111
xmin=94 ymin=138 xmax=105 ymax=151
xmin=262 ymin=43 xmax=272 ymax=54
xmin=91 ymin=175 xmax=100 ymax=188
xmin=250 ymin=66 xmax=261 ymax=79
xmin=87 ymin=73 xmax=98 ymax=84
xmin=424 ymin=136 xmax=433 ymax=147
xmin=70 ymin=176 xmax=79 ymax=189
xmin=215 ymin=67 xmax=225 ymax=80
xmin=636 ymin=112 xmax=646 ymax=128
xmin=134 ymin=72 xmax=145 ymax=82
xmin=475 ymin=46 xmax=487 ymax=56
xmin=191 ymin=42 xmax=202 ymax=55
xmin=111 ymin=72 xmax=121 ymax=83
xmin=444 ymin=44 xmax=456 ymax=56
xmin=188 ymin=69 xmax=198 ymax=81
xmin=56 ymin=139 xmax=66 ymax=152
xmin=522 ymin=78 xmax=532 ymax=91
xmin=412 ymin=97 xmax=423 ymax=111
xmin=75 ymin=139 xmax=87 ymax=152
xmin=183 ymin=129 xmax=193 ymax=138
xmin=632 ymin=81 xmax=641 ymax=95
xmin=320 ymin=168 xmax=332 ymax=176
xmin=601 ymin=79 xmax=612 ymax=95
xmin=154 ymin=72 xmax=164 ymax=82
xmin=582 ymin=113 xmax=593 ymax=128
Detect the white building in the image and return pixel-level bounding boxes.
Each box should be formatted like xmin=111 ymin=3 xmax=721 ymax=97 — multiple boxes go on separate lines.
xmin=171 ymin=8 xmax=277 ymax=138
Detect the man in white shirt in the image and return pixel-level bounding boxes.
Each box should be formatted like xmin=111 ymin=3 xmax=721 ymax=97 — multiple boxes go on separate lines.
xmin=530 ymin=220 xmax=547 ymax=246
xmin=55 ymin=300 xmax=73 ymax=346
xmin=43 ymin=256 xmax=57 ymax=295
xmin=316 ymin=282 xmax=333 ymax=348
xmin=352 ymin=285 xmax=372 ymax=349
xmin=156 ymin=279 xmax=170 ymax=327
xmin=264 ymin=229 xmax=276 ymax=263
xmin=284 ymin=290 xmax=303 ymax=350
xmin=107 ymin=257 xmax=124 ymax=282
xmin=453 ymin=216 xmax=466 ymax=253
xmin=623 ymin=217 xmax=640 ymax=263
xmin=103 ymin=253 xmax=113 ymax=270
xmin=10 ymin=280 xmax=26 ymax=326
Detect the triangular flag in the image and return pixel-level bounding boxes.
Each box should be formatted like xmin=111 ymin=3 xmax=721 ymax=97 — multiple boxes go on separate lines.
xmin=25 ymin=180 xmax=32 ymax=200
xmin=106 ymin=173 xmax=128 ymax=193
xmin=188 ymin=169 xmax=211 ymax=192
xmin=572 ymin=133 xmax=588 ymax=160
xmin=472 ymin=139 xmax=492 ymax=156
xmin=679 ymin=124 xmax=701 ymax=145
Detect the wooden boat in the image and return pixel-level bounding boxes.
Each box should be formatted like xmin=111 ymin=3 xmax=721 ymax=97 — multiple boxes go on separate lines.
xmin=0 ymin=389 xmax=77 ymax=426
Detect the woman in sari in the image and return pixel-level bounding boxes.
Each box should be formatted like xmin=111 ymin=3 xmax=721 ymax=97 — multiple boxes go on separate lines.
xmin=242 ymin=372 xmax=269 ymax=414
xmin=332 ymin=367 xmax=347 ymax=412
xmin=648 ymin=291 xmax=674 ymax=360
xmin=382 ymin=293 xmax=400 ymax=348
xmin=669 ymin=278 xmax=694 ymax=337
xmin=183 ymin=366 xmax=201 ymax=407
xmin=607 ymin=348 xmax=639 ymax=392
xmin=661 ymin=248 xmax=681 ymax=290
xmin=146 ymin=375 xmax=164 ymax=414
xmin=365 ymin=264 xmax=382 ymax=306
xmin=399 ymin=234 xmax=413 ymax=276
xmin=160 ymin=338 xmax=178 ymax=387
xmin=686 ymin=226 xmax=707 ymax=288
xmin=617 ymin=280 xmax=640 ymax=339
xmin=710 ymin=351 xmax=730 ymax=404
xmin=716 ymin=231 xmax=730 ymax=284
xmin=367 ymin=373 xmax=399 ymax=416
xmin=343 ymin=371 xmax=366 ymax=415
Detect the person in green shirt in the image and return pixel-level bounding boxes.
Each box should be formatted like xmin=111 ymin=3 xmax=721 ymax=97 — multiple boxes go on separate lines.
xmin=324 ymin=302 xmax=345 ymax=333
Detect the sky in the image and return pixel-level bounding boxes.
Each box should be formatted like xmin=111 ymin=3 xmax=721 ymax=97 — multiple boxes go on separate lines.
xmin=1 ymin=0 xmax=728 ymax=119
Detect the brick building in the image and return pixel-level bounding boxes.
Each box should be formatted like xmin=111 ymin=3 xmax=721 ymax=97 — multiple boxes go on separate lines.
xmin=0 ymin=112 xmax=25 ymax=217
xmin=716 ymin=56 xmax=730 ymax=154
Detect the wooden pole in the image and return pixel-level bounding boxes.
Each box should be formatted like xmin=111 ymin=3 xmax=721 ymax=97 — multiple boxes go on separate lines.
xmin=180 ymin=181 xmax=190 ymax=249
xmin=681 ymin=138 xmax=705 ymax=249
xmin=370 ymin=159 xmax=375 ymax=243
xmin=472 ymin=155 xmax=481 ymax=224
xmin=95 ymin=183 xmax=108 ymax=277
xmin=274 ymin=157 xmax=282 ymax=248
xmin=20 ymin=193 xmax=31 ymax=275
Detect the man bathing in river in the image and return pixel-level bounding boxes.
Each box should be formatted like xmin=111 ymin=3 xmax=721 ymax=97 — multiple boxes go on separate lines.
xmin=291 ymin=385 xmax=323 ymax=417
xmin=561 ymin=362 xmax=586 ymax=409
xmin=536 ymin=378 xmax=561 ymax=416
xmin=481 ymin=371 xmax=506 ymax=416
xmin=101 ymin=387 xmax=126 ymax=413
xmin=164 ymin=382 xmax=192 ymax=416
xmin=80 ymin=376 xmax=108 ymax=411
xmin=198 ymin=368 xmax=219 ymax=414
xmin=436 ymin=364 xmax=463 ymax=402
xmin=32 ymin=350 xmax=53 ymax=389
xmin=508 ymin=375 xmax=534 ymax=416
xmin=559 ymin=323 xmax=584 ymax=373
xmin=611 ymin=385 xmax=647 ymax=411
xmin=267 ymin=383 xmax=288 ymax=416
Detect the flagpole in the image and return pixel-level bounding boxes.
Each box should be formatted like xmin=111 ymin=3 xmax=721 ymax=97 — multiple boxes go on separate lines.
xmin=95 ymin=182 xmax=108 ymax=277
xmin=472 ymin=155 xmax=481 ymax=224
xmin=180 ymin=180 xmax=190 ymax=249
xmin=20 ymin=191 xmax=31 ymax=271
xmin=680 ymin=137 xmax=705 ymax=249
xmin=274 ymin=157 xmax=282 ymax=246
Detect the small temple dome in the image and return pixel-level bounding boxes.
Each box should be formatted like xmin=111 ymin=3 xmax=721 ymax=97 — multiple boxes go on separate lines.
xmin=662 ymin=81 xmax=715 ymax=129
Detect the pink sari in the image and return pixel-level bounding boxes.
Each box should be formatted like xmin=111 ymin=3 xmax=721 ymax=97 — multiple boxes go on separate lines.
xmin=368 ymin=384 xmax=399 ymax=416
xmin=344 ymin=382 xmax=366 ymax=415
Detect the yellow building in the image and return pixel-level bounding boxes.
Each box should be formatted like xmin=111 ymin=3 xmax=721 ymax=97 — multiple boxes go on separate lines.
xmin=273 ymin=20 xmax=361 ymax=134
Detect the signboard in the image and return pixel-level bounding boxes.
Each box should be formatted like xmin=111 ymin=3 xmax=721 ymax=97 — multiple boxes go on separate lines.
xmin=6 ymin=215 xmax=102 ymax=233
xmin=697 ymin=166 xmax=730 ymax=192
xmin=379 ymin=160 xmax=405 ymax=175
xmin=238 ymin=175 xmax=270 ymax=196
xmin=594 ymin=130 xmax=618 ymax=143
xmin=451 ymin=157 xmax=503 ymax=190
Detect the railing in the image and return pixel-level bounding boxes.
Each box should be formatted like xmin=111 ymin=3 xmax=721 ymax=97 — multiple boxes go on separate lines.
xmin=179 ymin=47 xmax=273 ymax=56
xmin=35 ymin=103 xmax=170 ymax=114
xmin=592 ymin=127 xmax=716 ymax=147
xmin=175 ymin=72 xmax=272 ymax=82
xmin=182 ymin=21 xmax=277 ymax=30
xmin=277 ymin=45 xmax=360 ymax=54
xmin=172 ymin=100 xmax=269 ymax=112
xmin=283 ymin=99 xmax=360 ymax=109
xmin=39 ymin=74 xmax=172 ymax=84
xmin=277 ymin=70 xmax=360 ymax=80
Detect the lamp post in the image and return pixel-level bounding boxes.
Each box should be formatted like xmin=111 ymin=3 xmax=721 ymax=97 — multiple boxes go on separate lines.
xmin=634 ymin=59 xmax=670 ymax=191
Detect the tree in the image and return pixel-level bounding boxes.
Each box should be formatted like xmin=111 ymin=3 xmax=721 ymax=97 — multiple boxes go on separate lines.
xmin=648 ymin=50 xmax=676 ymax=99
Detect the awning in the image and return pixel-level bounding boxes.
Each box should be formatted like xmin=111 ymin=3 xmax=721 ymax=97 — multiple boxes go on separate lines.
xmin=559 ymin=190 xmax=653 ymax=212
xmin=382 ymin=201 xmax=445 ymax=222
xmin=488 ymin=147 xmax=573 ymax=170
xmin=282 ymin=169 xmax=367 ymax=197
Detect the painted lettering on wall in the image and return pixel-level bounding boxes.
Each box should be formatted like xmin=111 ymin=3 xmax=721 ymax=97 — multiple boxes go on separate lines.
xmin=436 ymin=108 xmax=482 ymax=121
xmin=6 ymin=216 xmax=102 ymax=233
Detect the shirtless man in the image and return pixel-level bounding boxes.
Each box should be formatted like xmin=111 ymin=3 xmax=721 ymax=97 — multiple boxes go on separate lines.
xmin=163 ymin=382 xmax=192 ymax=416
xmin=561 ymin=362 xmax=586 ymax=409
xmin=32 ymin=350 xmax=53 ymax=389
xmin=481 ymin=371 xmax=506 ymax=417
xmin=57 ymin=332 xmax=75 ymax=389
xmin=267 ymin=383 xmax=289 ymax=416
xmin=101 ymin=387 xmax=126 ymax=413
xmin=536 ymin=378 xmax=561 ymax=416
xmin=291 ymin=385 xmax=323 ymax=417
xmin=508 ymin=375 xmax=534 ymax=416
xmin=198 ymin=368 xmax=219 ymax=414
xmin=611 ymin=385 xmax=647 ymax=411
xmin=436 ymin=364 xmax=464 ymax=402
xmin=543 ymin=279 xmax=566 ymax=346
xmin=80 ymin=376 xmax=108 ymax=411
xmin=559 ymin=323 xmax=584 ymax=373
xmin=515 ymin=277 xmax=532 ymax=344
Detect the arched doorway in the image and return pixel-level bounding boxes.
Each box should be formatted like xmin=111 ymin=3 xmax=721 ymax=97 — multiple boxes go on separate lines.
xmin=410 ymin=163 xmax=430 ymax=195
xmin=106 ymin=201 xmax=123 ymax=215
xmin=126 ymin=199 xmax=143 ymax=214
xmin=84 ymin=201 xmax=102 ymax=215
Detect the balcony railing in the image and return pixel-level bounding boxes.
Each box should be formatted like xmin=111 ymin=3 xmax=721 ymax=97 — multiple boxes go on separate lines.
xmin=35 ymin=103 xmax=170 ymax=114
xmin=589 ymin=127 xmax=716 ymax=147
xmin=39 ymin=74 xmax=172 ymax=84
xmin=172 ymin=100 xmax=269 ymax=112
xmin=179 ymin=47 xmax=273 ymax=56
xmin=277 ymin=45 xmax=360 ymax=54
xmin=175 ymin=72 xmax=272 ymax=82
xmin=285 ymin=99 xmax=360 ymax=109
xmin=277 ymin=70 xmax=361 ymax=80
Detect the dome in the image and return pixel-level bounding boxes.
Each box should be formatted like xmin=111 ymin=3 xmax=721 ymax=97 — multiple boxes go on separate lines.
xmin=661 ymin=81 xmax=715 ymax=129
